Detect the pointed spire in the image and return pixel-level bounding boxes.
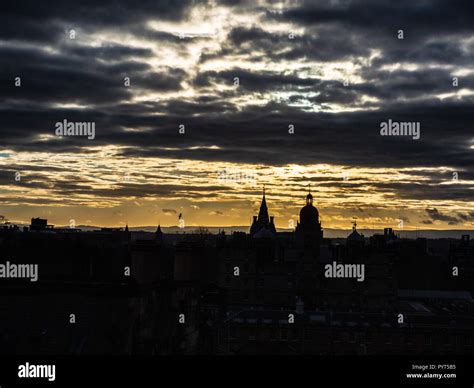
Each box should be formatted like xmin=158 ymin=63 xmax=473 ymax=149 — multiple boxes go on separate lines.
xmin=125 ymin=223 xmax=129 ymax=232
xmin=155 ymin=223 xmax=163 ymax=242
xmin=257 ymin=185 xmax=269 ymax=224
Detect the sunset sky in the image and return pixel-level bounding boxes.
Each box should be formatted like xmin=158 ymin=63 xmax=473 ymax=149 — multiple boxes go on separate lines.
xmin=1 ymin=0 xmax=473 ymax=230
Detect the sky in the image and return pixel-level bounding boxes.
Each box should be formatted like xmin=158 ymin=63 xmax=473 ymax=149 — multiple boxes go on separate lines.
xmin=0 ymin=0 xmax=473 ymax=230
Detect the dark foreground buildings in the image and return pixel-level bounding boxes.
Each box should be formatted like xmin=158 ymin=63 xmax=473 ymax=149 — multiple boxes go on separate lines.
xmin=0 ymin=190 xmax=473 ymax=355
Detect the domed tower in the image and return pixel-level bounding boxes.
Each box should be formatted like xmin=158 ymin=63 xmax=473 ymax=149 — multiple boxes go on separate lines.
xmin=347 ymin=219 xmax=364 ymax=243
xmin=296 ymin=186 xmax=323 ymax=245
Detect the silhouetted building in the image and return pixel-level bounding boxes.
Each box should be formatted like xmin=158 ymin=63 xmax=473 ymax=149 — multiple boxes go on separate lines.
xmin=296 ymin=189 xmax=323 ymax=248
xmin=30 ymin=217 xmax=54 ymax=231
xmin=250 ymin=188 xmax=276 ymax=238
xmin=1 ymin=191 xmax=473 ymax=356
xmin=347 ymin=220 xmax=365 ymax=244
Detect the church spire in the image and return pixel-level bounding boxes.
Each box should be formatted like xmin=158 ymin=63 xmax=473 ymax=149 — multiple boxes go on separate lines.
xmin=155 ymin=223 xmax=163 ymax=242
xmin=257 ymin=186 xmax=269 ymax=223
xmin=250 ymin=186 xmax=276 ymax=237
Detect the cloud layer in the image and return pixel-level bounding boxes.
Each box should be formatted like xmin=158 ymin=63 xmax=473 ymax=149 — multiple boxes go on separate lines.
xmin=0 ymin=0 xmax=473 ymax=229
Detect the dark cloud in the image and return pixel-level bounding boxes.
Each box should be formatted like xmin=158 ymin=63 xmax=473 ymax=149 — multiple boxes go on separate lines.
xmin=2 ymin=0 xmax=195 ymax=43
xmin=194 ymin=67 xmax=317 ymax=91
xmin=204 ymin=25 xmax=372 ymax=64
xmin=0 ymin=0 xmax=473 ymax=213
xmin=50 ymin=183 xmax=225 ymax=199
xmin=425 ymin=208 xmax=471 ymax=225
xmin=270 ymin=0 xmax=474 ymax=36
xmin=64 ymin=44 xmax=154 ymax=60
xmin=0 ymin=44 xmax=185 ymax=109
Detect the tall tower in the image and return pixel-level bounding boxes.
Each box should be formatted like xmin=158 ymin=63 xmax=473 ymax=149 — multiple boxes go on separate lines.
xmin=296 ymin=186 xmax=323 ymax=246
xmin=257 ymin=187 xmax=269 ymax=225
xmin=155 ymin=224 xmax=163 ymax=242
xmin=250 ymin=187 xmax=276 ymax=237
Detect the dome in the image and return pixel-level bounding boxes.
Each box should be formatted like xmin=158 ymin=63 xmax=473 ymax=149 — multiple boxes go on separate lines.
xmin=296 ymin=189 xmax=323 ymax=239
xmin=299 ymin=204 xmax=319 ymax=223
xmin=347 ymin=229 xmax=364 ymax=242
